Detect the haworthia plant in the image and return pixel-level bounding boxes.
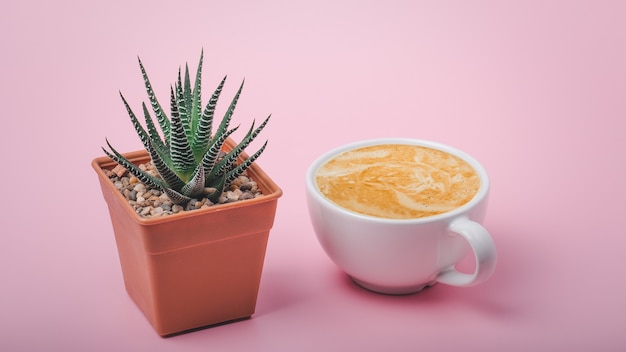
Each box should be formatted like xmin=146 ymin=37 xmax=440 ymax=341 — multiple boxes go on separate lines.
xmin=103 ymin=51 xmax=270 ymax=205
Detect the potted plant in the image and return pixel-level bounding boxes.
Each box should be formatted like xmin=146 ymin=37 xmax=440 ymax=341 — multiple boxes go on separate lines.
xmin=91 ymin=51 xmax=282 ymax=336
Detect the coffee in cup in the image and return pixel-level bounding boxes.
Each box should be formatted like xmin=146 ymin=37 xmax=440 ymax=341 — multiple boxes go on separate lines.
xmin=306 ymin=138 xmax=497 ymax=295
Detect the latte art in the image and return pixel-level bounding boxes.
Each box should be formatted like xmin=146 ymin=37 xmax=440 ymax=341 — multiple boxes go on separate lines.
xmin=315 ymin=144 xmax=480 ymax=219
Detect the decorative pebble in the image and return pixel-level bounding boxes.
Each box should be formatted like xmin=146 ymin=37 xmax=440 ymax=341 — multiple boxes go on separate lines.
xmin=112 ymin=164 xmax=127 ymax=177
xmin=240 ymin=191 xmax=254 ymax=200
xmin=203 ymin=187 xmax=217 ymax=196
xmin=150 ymin=207 xmax=164 ymax=216
xmin=226 ymin=189 xmax=242 ymax=202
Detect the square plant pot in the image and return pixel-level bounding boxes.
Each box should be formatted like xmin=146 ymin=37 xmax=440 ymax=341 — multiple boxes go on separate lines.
xmin=92 ymin=138 xmax=282 ymax=336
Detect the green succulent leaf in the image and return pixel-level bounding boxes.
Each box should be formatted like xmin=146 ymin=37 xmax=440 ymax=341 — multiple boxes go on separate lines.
xmin=138 ymin=57 xmax=170 ymax=140
xmin=169 ymin=87 xmax=196 ymax=178
xmin=168 ymin=84 xmax=178 ymax=143
xmin=223 ymin=115 xmax=271 ymax=168
xmin=181 ymin=164 xmax=206 ymax=199
xmin=145 ymin=139 xmax=185 ymax=191
xmin=183 ymin=63 xmax=194 ymax=134
xmin=190 ymin=50 xmax=204 ymax=142
xmin=141 ymin=102 xmax=168 ymax=158
xmin=176 ymin=69 xmax=192 ymax=141
xmin=102 ymin=139 xmax=165 ymax=190
xmin=201 ymin=125 xmax=240 ymax=178
xmin=119 ymin=92 xmax=152 ymax=152
xmin=225 ymin=140 xmax=268 ymax=184
xmin=212 ymin=79 xmax=244 ymax=145
xmin=163 ymin=188 xmax=192 ymax=205
xmin=210 ymin=115 xmax=270 ymax=180
xmin=205 ymin=174 xmax=226 ymax=203
xmin=191 ymin=76 xmax=226 ymax=159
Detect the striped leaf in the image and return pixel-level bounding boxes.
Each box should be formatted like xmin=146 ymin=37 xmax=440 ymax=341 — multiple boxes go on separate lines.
xmin=190 ymin=50 xmax=204 ymax=142
xmin=212 ymin=79 xmax=244 ymax=146
xmin=141 ymin=102 xmax=168 ymax=159
xmin=138 ymin=57 xmax=170 ymax=141
xmin=191 ymin=76 xmax=226 ymax=159
xmin=211 ymin=115 xmax=270 ymax=179
xmin=201 ymin=125 xmax=239 ymax=179
xmin=221 ymin=115 xmax=271 ymax=170
xmin=183 ymin=63 xmax=193 ymax=129
xmin=145 ymin=139 xmax=185 ymax=191
xmin=169 ymin=87 xmax=196 ymax=178
xmin=163 ymin=188 xmax=192 ymax=205
xmin=225 ymin=140 xmax=268 ymax=185
xmin=175 ymin=70 xmax=191 ymax=141
xmin=102 ymin=139 xmax=165 ymax=190
xmin=205 ymin=174 xmax=226 ymax=204
xmin=181 ymin=164 xmax=205 ymax=199
xmin=119 ymin=92 xmax=151 ymax=152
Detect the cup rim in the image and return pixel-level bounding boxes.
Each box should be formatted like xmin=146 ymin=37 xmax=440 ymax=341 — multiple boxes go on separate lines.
xmin=305 ymin=138 xmax=490 ymax=224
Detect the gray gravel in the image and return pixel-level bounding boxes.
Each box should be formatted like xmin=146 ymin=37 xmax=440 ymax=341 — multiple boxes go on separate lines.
xmin=104 ymin=162 xmax=263 ymax=218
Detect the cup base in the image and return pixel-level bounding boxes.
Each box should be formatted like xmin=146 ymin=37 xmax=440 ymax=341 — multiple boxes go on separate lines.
xmin=350 ymin=277 xmax=438 ymax=295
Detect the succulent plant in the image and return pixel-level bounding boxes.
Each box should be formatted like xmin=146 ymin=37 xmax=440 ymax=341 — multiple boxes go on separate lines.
xmin=102 ymin=51 xmax=270 ymax=205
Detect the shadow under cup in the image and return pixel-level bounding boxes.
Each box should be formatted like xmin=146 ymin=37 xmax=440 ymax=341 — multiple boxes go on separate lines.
xmin=305 ymin=138 xmax=497 ymax=295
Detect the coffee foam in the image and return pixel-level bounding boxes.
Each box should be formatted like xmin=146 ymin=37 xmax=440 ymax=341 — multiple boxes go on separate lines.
xmin=315 ymin=144 xmax=480 ymax=219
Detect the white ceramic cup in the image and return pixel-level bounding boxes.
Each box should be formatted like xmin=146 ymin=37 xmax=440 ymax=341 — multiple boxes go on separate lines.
xmin=306 ymin=138 xmax=497 ymax=295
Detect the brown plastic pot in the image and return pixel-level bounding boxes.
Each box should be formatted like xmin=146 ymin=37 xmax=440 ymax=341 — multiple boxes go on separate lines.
xmin=91 ymin=138 xmax=282 ymax=336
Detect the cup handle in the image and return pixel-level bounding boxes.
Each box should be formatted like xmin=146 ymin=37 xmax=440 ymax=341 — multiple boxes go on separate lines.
xmin=436 ymin=217 xmax=497 ymax=287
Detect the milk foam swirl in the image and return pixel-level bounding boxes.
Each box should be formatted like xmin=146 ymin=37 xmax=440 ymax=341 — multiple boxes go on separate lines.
xmin=315 ymin=144 xmax=480 ymax=219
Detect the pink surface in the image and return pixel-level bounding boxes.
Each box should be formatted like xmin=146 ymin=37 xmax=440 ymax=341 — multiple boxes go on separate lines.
xmin=1 ymin=1 xmax=625 ymax=351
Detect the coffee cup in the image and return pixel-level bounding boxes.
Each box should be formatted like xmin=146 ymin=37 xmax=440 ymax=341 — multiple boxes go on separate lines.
xmin=305 ymin=138 xmax=497 ymax=294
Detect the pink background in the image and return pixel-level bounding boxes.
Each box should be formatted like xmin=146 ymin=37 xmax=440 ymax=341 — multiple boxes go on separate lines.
xmin=1 ymin=0 xmax=625 ymax=351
